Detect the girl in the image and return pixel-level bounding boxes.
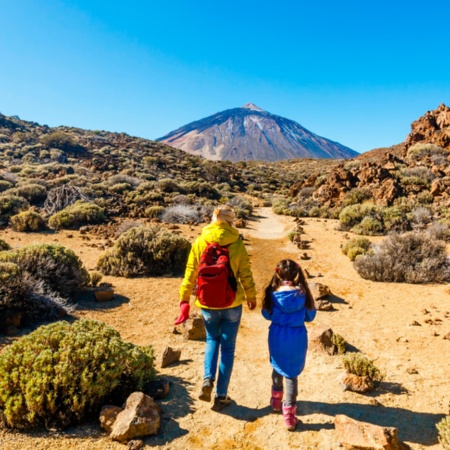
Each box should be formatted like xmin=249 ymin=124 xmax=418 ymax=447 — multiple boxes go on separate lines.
xmin=262 ymin=259 xmax=316 ymax=431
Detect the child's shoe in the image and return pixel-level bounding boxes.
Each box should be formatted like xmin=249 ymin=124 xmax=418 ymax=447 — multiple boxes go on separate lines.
xmin=282 ymin=404 xmax=298 ymax=431
xmin=198 ymin=378 xmax=214 ymax=402
xmin=270 ymin=389 xmax=283 ymax=412
xmin=212 ymin=395 xmax=232 ymax=411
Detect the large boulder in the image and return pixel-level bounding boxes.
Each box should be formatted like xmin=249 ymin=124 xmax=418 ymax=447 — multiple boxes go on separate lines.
xmin=335 ymin=414 xmax=410 ymax=450
xmin=110 ymin=392 xmax=161 ymax=443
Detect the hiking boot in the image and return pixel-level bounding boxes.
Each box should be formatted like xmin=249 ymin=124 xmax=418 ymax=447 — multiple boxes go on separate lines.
xmin=270 ymin=388 xmax=283 ymax=412
xmin=212 ymin=395 xmax=232 ymax=411
xmin=198 ymin=378 xmax=214 ymax=402
xmin=282 ymin=404 xmax=298 ymax=431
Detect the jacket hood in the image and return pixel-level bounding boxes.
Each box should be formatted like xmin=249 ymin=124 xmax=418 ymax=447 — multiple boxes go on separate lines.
xmin=272 ymin=288 xmax=306 ymax=314
xmin=200 ymin=222 xmax=240 ymax=246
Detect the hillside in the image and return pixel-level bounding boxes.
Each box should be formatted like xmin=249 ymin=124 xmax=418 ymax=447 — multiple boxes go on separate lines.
xmin=158 ymin=103 xmax=358 ymax=162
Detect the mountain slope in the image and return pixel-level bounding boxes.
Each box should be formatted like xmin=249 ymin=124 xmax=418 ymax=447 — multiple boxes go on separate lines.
xmin=158 ymin=103 xmax=358 ymax=162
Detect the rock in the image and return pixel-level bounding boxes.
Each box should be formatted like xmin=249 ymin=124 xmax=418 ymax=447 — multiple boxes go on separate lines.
xmin=160 ymin=347 xmax=181 ymax=368
xmin=409 ymin=320 xmax=421 ymax=326
xmin=234 ymin=219 xmax=246 ymax=228
xmin=339 ymin=373 xmax=374 ymax=393
xmin=110 ymin=392 xmax=161 ymax=443
xmin=128 ymin=440 xmax=144 ymax=450
xmin=406 ymin=367 xmax=418 ymax=374
xmin=309 ymin=282 xmax=331 ymax=299
xmin=444 ymin=332 xmax=450 ymax=340
xmin=430 ymin=179 xmax=444 ymax=196
xmin=144 ymin=379 xmax=170 ymax=400
xmin=309 ymin=327 xmax=342 ymax=355
xmin=100 ymin=405 xmax=123 ymax=433
xmin=315 ymin=299 xmax=333 ymax=311
xmin=183 ymin=314 xmax=206 ymax=341
xmin=335 ymin=414 xmax=410 ymax=450
xmin=300 ymin=252 xmax=309 ymax=260
xmin=94 ymin=289 xmax=115 ymax=302
xmin=0 ymin=310 xmax=23 ymax=328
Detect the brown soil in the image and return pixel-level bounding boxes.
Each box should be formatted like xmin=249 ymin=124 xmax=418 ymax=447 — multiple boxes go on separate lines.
xmin=1 ymin=207 xmax=449 ymax=449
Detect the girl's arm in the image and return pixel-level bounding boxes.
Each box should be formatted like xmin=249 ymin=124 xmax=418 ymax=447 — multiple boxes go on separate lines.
xmin=261 ymin=308 xmax=272 ymax=321
xmin=305 ymin=307 xmax=317 ymax=322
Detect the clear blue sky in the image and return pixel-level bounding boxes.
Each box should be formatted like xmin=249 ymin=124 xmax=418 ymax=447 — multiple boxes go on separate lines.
xmin=1 ymin=1 xmax=450 ymax=153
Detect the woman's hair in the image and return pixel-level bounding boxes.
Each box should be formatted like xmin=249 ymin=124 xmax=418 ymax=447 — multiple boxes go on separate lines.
xmin=262 ymin=259 xmax=315 ymax=313
xmin=211 ymin=204 xmax=235 ymax=226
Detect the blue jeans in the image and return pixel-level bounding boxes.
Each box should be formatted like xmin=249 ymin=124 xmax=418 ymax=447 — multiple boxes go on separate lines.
xmin=201 ymin=305 xmax=242 ymax=397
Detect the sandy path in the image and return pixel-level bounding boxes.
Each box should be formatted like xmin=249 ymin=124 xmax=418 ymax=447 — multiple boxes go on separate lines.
xmin=1 ymin=208 xmax=449 ymax=449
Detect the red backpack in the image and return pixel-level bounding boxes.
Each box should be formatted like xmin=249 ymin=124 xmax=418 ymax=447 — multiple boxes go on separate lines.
xmin=195 ymin=242 xmax=238 ymax=308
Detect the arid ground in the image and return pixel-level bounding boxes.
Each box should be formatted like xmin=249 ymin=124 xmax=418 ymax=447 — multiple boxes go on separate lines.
xmin=1 ymin=207 xmax=449 ymax=449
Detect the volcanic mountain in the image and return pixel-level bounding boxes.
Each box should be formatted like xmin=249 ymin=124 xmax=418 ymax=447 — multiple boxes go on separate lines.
xmin=158 ymin=103 xmax=358 ymax=162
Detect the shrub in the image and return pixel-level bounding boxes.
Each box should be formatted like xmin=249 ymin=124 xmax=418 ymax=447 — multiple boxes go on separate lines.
xmin=0 ymin=180 xmax=13 ymax=192
xmin=108 ymin=182 xmax=132 ymax=194
xmin=354 ymin=231 xmax=450 ymax=283
xmin=426 ymin=222 xmax=449 ymax=242
xmin=332 ymin=333 xmax=347 ymax=354
xmin=160 ymin=204 xmax=205 ymax=224
xmin=437 ymin=415 xmax=450 ymax=450
xmin=351 ymin=216 xmax=384 ymax=235
xmin=114 ymin=220 xmax=143 ymax=238
xmin=412 ymin=207 xmax=432 ymax=226
xmin=40 ymin=131 xmax=82 ymax=153
xmin=145 ymin=205 xmax=164 ymax=219
xmin=158 ymin=178 xmax=181 ymax=193
xmin=0 ymin=262 xmax=71 ymax=322
xmin=0 ymin=243 xmax=89 ymax=296
xmin=0 ymin=319 xmax=155 ymax=429
xmin=48 ymin=201 xmax=106 ymax=230
xmin=89 ymin=271 xmax=103 ymax=287
xmin=0 ymin=239 xmax=10 ymax=251
xmin=342 ymin=353 xmax=384 ymax=385
xmin=227 ymin=196 xmax=253 ymax=219
xmin=342 ymin=188 xmax=370 ymax=206
xmin=10 ymin=210 xmax=46 ymax=232
xmin=272 ymin=198 xmax=290 ymax=215
xmin=339 ymin=204 xmax=378 ymax=230
xmin=97 ymin=226 xmax=191 ymax=277
xmin=407 ymin=143 xmax=447 ymax=160
xmin=15 ymin=184 xmax=47 ymax=204
xmin=0 ymin=194 xmax=29 ymax=223
xmin=342 ymin=237 xmax=372 ymax=261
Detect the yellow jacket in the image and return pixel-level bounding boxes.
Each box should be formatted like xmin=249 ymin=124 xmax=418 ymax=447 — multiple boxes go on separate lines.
xmin=179 ymin=221 xmax=256 ymax=309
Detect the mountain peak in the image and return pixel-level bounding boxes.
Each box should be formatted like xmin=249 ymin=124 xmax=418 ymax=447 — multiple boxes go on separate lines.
xmin=241 ymin=103 xmax=265 ymax=112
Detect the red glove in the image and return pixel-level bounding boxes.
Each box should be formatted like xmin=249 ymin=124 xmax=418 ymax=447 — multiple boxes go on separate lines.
xmin=174 ymin=302 xmax=190 ymax=325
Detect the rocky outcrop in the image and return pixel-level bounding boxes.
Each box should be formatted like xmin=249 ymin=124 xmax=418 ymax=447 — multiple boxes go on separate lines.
xmin=158 ymin=103 xmax=358 ymax=162
xmin=405 ymin=103 xmax=450 ymax=152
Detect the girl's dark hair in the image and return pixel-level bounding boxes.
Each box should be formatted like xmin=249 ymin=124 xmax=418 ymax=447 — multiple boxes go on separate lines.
xmin=262 ymin=259 xmax=315 ymax=313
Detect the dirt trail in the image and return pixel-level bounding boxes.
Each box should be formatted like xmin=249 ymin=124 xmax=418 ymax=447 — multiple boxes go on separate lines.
xmin=1 ymin=208 xmax=449 ymax=449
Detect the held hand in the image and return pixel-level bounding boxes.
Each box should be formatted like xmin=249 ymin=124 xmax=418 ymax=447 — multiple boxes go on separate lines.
xmin=246 ymin=298 xmax=257 ymax=310
xmin=174 ymin=302 xmax=190 ymax=325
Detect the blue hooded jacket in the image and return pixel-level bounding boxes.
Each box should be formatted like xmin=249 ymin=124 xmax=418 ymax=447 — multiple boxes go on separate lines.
xmin=262 ymin=286 xmax=316 ymax=378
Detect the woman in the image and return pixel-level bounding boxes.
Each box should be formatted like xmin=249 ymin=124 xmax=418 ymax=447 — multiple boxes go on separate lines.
xmin=175 ymin=205 xmax=257 ymax=411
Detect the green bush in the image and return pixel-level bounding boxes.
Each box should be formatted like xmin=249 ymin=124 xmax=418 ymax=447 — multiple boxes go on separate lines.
xmin=0 ymin=194 xmax=29 ymax=223
xmin=40 ymin=131 xmax=82 ymax=153
xmin=0 ymin=239 xmax=10 ymax=251
xmin=342 ymin=188 xmax=370 ymax=206
xmin=332 ymin=333 xmax=347 ymax=354
xmin=97 ymin=225 xmax=190 ymax=277
xmin=339 ymin=204 xmax=378 ymax=229
xmin=437 ymin=415 xmax=450 ymax=450
xmin=48 ymin=201 xmax=106 ymax=230
xmin=0 ymin=243 xmax=89 ymax=296
xmin=342 ymin=353 xmax=384 ymax=385
xmin=351 ymin=216 xmax=384 ymax=235
xmin=342 ymin=237 xmax=372 ymax=261
xmin=354 ymin=231 xmax=450 ymax=283
xmin=0 ymin=180 xmax=13 ymax=192
xmin=10 ymin=210 xmax=46 ymax=232
xmin=0 ymin=319 xmax=155 ymax=429
xmin=15 ymin=184 xmax=47 ymax=204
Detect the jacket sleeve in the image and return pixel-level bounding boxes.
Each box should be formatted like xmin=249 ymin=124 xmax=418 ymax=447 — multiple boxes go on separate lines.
xmin=179 ymin=238 xmax=200 ymax=302
xmin=305 ymin=307 xmax=317 ymax=322
xmin=261 ymin=308 xmax=272 ymax=321
xmin=236 ymin=240 xmax=257 ymax=300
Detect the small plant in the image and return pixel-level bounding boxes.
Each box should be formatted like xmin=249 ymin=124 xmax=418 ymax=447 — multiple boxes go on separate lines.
xmin=97 ymin=226 xmax=190 ymax=277
xmin=437 ymin=415 xmax=450 ymax=450
xmin=0 ymin=239 xmax=10 ymax=251
xmin=342 ymin=237 xmax=372 ymax=261
xmin=342 ymin=188 xmax=370 ymax=206
xmin=342 ymin=353 xmax=384 ymax=385
xmin=10 ymin=210 xmax=46 ymax=232
xmin=339 ymin=204 xmax=378 ymax=230
xmin=0 ymin=319 xmax=155 ymax=429
xmin=332 ymin=333 xmax=347 ymax=354
xmin=15 ymin=184 xmax=47 ymax=204
xmin=0 ymin=194 xmax=29 ymax=223
xmin=48 ymin=201 xmax=106 ymax=230
xmin=354 ymin=231 xmax=450 ymax=283
xmin=145 ymin=205 xmax=164 ymax=219
xmin=90 ymin=271 xmax=103 ymax=287
xmin=351 ymin=216 xmax=384 ymax=236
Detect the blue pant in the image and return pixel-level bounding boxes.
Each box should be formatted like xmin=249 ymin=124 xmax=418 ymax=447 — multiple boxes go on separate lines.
xmin=201 ymin=305 xmax=242 ymax=397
